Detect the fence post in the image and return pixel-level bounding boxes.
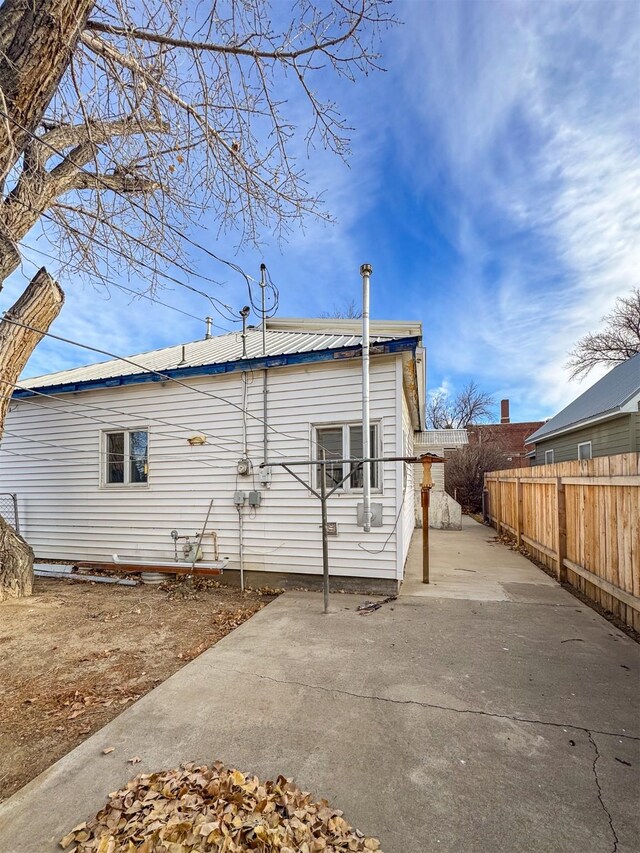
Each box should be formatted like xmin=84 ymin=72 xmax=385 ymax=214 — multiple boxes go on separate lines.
xmin=515 ymin=477 xmax=522 ymax=547
xmin=495 ymin=478 xmax=502 ymax=535
xmin=555 ymin=477 xmax=566 ymax=583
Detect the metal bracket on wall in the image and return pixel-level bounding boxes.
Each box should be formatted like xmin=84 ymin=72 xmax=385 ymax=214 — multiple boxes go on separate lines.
xmin=357 ymin=502 xmax=383 ymax=527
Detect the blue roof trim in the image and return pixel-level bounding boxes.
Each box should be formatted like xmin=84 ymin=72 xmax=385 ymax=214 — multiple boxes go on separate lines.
xmin=14 ymin=336 xmax=420 ymax=398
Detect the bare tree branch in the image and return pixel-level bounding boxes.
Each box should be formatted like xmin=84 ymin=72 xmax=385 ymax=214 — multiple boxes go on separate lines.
xmin=566 ymin=288 xmax=640 ymax=379
xmin=84 ymin=3 xmax=371 ymax=60
xmin=320 ymin=299 xmax=362 ymax=319
xmin=444 ymin=443 xmax=506 ymax=513
xmin=426 ymin=382 xmax=495 ymax=430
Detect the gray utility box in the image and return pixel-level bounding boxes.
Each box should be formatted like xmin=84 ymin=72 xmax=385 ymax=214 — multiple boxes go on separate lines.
xmin=356 ymin=502 xmax=383 ymax=527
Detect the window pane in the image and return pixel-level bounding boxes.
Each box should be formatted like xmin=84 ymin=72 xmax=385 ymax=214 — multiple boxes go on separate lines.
xmin=106 ymin=433 xmax=125 ymax=483
xmin=316 ymin=427 xmax=343 ymax=490
xmin=130 ymin=430 xmax=148 ymax=483
xmin=578 ymin=443 xmax=591 ymax=460
xmin=349 ymin=425 xmax=378 ymax=488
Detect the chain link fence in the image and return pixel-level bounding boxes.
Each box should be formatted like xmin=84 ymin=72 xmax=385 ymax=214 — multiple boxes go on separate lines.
xmin=0 ymin=493 xmax=19 ymax=532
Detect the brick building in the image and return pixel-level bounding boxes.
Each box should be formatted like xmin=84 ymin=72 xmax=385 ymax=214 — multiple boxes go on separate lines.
xmin=466 ymin=400 xmax=543 ymax=469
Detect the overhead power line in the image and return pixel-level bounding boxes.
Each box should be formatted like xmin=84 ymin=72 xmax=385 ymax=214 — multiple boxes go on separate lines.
xmin=19 ymin=246 xmax=214 ymax=328
xmin=0 ymin=315 xmax=308 ymax=452
xmin=1 ymin=380 xmax=265 ymax=455
xmin=7 ymin=193 xmax=239 ymax=324
xmin=0 ymin=108 xmax=257 ymax=292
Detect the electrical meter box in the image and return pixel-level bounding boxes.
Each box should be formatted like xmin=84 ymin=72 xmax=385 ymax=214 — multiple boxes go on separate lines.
xmin=356 ymin=502 xmax=383 ymax=527
xmin=248 ymin=490 xmax=262 ymax=507
xmin=233 ymin=490 xmax=246 ymax=506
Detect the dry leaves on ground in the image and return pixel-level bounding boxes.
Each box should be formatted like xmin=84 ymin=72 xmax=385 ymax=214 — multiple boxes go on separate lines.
xmin=60 ymin=762 xmax=382 ymax=852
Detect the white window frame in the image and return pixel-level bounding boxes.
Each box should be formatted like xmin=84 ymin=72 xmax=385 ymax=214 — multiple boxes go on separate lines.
xmin=577 ymin=441 xmax=592 ymax=461
xmin=544 ymin=449 xmax=554 ymax=464
xmin=312 ymin=421 xmax=382 ymax=493
xmin=101 ymin=428 xmax=149 ymax=488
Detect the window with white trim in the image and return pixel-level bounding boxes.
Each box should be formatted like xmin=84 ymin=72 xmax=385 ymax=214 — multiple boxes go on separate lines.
xmin=544 ymin=449 xmax=554 ymax=464
xmin=103 ymin=430 xmax=148 ymax=485
xmin=314 ymin=423 xmax=380 ymax=491
xmin=577 ymin=441 xmax=592 ymax=460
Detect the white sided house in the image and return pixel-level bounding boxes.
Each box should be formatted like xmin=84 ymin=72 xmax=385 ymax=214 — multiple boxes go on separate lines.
xmin=0 ymin=318 xmax=425 ymax=593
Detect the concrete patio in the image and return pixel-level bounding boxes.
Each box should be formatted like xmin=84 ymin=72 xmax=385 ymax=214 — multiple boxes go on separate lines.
xmin=0 ymin=518 xmax=638 ymax=852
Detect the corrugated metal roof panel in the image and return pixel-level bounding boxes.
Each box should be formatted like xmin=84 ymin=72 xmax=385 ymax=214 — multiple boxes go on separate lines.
xmin=414 ymin=429 xmax=469 ymax=446
xmin=528 ymin=353 xmax=640 ymax=442
xmin=20 ymin=327 xmax=401 ymax=390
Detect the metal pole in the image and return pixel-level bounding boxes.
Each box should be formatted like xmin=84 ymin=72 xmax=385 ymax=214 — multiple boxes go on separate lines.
xmin=320 ymin=470 xmax=330 ymax=613
xmin=238 ymin=505 xmax=245 ymax=592
xmin=260 ymin=264 xmax=269 ymax=476
xmin=421 ymin=484 xmax=431 ymax=583
xmin=189 ymin=498 xmax=214 ymax=578
xmin=360 ymin=262 xmax=372 ymax=533
xmin=421 ymin=458 xmax=433 ymax=584
xmin=260 ymin=263 xmax=267 ymax=355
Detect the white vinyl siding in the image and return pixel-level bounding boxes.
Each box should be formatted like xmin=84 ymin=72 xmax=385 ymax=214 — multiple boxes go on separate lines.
xmin=0 ymin=356 xmax=403 ymax=581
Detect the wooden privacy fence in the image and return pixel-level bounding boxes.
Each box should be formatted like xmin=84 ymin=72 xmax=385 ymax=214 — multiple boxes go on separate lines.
xmin=484 ymin=453 xmax=640 ymax=631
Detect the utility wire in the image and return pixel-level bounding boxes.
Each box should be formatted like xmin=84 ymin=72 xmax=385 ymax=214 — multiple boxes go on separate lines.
xmin=1 ymin=381 xmax=266 ymax=454
xmin=0 ymin=444 xmax=238 ymax=468
xmin=1 ymin=427 xmax=244 ymax=464
xmin=0 ymin=109 xmax=257 ymax=292
xmin=7 ymin=194 xmax=239 ymax=324
xmin=357 ymin=487 xmax=407 ymax=554
xmin=0 ymin=112 xmax=335 ymax=455
xmin=19 ymin=246 xmax=213 ymax=327
xmin=1 ymin=317 xmax=336 ymax=455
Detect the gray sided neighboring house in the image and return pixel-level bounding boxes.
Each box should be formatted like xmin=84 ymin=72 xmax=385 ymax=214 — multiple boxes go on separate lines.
xmin=527 ymin=354 xmax=640 ymax=464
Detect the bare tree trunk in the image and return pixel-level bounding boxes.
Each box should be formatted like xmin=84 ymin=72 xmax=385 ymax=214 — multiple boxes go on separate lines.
xmin=0 ymin=266 xmax=64 ymax=437
xmin=0 ymin=515 xmax=33 ymax=600
xmin=0 ymin=0 xmax=95 ymax=184
xmin=0 ymin=267 xmax=63 ymax=598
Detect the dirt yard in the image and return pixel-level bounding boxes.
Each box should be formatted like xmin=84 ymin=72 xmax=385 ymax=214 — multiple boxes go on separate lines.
xmin=0 ymin=576 xmax=278 ymax=802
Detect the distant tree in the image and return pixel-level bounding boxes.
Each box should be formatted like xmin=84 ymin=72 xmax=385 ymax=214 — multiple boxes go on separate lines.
xmin=426 ymin=381 xmax=494 ymax=429
xmin=444 ymin=443 xmax=505 ymax=514
xmin=320 ymin=299 xmax=363 ymax=319
xmin=567 ymin=288 xmax=640 ymax=379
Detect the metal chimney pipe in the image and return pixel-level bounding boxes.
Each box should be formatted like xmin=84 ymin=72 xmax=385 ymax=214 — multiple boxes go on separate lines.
xmin=204 ymin=317 xmax=213 ymax=339
xmin=360 ymin=263 xmax=372 ymax=533
xmin=500 ymin=399 xmax=510 ymax=424
xmin=259 ymin=264 xmax=269 ymax=480
xmin=259 ymin=263 xmax=267 ymax=356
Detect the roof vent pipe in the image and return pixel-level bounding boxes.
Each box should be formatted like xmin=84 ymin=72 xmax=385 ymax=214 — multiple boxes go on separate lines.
xmin=204 ymin=317 xmax=213 ymax=340
xmin=360 ymin=263 xmax=372 ymax=534
xmin=501 ymin=399 xmax=510 ymax=424
xmin=239 ymin=305 xmax=250 ymax=358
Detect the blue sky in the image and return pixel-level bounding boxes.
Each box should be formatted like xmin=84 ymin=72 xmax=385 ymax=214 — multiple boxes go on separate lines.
xmin=3 ymin=0 xmax=639 ymax=422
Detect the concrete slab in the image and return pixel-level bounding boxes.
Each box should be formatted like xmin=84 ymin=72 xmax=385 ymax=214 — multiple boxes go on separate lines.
xmin=1 ymin=521 xmax=638 ymax=853
xmin=401 ymin=515 xmax=562 ymax=602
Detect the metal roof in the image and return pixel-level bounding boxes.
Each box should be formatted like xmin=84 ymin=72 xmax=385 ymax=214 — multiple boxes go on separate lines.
xmin=414 ymin=429 xmax=469 ymax=447
xmin=19 ymin=324 xmax=416 ymax=392
xmin=527 ymin=353 xmax=640 ymax=443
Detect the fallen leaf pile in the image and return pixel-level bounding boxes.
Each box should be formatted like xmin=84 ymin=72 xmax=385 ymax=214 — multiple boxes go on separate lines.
xmin=60 ymin=762 xmax=382 ymax=852
xmin=51 ymin=690 xmax=141 ymax=721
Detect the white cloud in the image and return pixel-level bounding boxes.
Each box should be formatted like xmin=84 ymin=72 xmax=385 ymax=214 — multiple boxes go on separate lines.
xmin=390 ymin=1 xmax=640 ymax=416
